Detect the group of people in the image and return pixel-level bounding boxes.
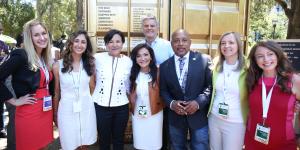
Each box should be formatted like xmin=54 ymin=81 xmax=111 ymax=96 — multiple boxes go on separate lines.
xmin=0 ymin=15 xmax=300 ymax=150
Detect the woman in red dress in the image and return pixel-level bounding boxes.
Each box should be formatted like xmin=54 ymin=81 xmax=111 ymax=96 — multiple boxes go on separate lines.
xmin=245 ymin=41 xmax=300 ymax=150
xmin=0 ymin=19 xmax=53 ymax=150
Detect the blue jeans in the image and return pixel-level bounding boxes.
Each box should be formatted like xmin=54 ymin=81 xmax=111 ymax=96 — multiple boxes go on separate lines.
xmin=95 ymin=103 xmax=129 ymax=150
xmin=169 ymin=123 xmax=209 ymax=150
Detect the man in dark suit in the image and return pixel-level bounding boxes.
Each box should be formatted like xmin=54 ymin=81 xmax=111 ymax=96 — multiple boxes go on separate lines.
xmin=160 ymin=29 xmax=212 ymax=150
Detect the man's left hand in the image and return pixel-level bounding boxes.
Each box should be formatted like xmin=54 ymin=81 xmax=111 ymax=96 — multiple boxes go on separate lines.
xmin=183 ymin=100 xmax=199 ymax=115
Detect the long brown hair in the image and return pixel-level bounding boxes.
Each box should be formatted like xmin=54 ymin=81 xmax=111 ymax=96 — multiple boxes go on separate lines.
xmin=246 ymin=41 xmax=294 ymax=93
xmin=129 ymin=43 xmax=157 ymax=92
xmin=61 ymin=30 xmax=95 ymax=76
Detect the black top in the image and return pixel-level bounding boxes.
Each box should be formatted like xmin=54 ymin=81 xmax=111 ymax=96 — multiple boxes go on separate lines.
xmin=0 ymin=49 xmax=41 ymax=102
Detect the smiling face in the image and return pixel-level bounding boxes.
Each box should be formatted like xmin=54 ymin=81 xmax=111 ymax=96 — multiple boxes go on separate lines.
xmin=136 ymin=47 xmax=152 ymax=72
xmin=106 ymin=34 xmax=123 ymax=57
xmin=255 ymin=46 xmax=278 ymax=77
xmin=72 ymin=34 xmax=87 ymax=56
xmin=31 ymin=24 xmax=48 ymax=52
xmin=220 ymin=33 xmax=238 ymax=60
xmin=171 ymin=30 xmax=191 ymax=57
xmin=142 ymin=18 xmax=159 ymax=41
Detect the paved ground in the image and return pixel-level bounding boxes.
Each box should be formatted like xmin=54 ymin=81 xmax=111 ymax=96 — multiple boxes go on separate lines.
xmin=0 ymin=110 xmax=134 ymax=150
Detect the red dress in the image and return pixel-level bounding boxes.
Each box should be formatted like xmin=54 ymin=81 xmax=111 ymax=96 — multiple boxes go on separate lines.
xmin=245 ymin=77 xmax=297 ymax=150
xmin=15 ymin=68 xmax=54 ymax=150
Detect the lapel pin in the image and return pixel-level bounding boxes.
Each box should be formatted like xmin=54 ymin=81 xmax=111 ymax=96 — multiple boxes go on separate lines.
xmin=193 ymin=57 xmax=196 ymax=61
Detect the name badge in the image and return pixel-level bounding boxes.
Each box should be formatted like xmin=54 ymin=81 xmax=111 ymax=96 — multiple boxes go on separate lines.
xmin=138 ymin=105 xmax=147 ymax=118
xmin=43 ymin=96 xmax=52 ymax=111
xmin=254 ymin=124 xmax=270 ymax=145
xmin=218 ymin=103 xmax=229 ymax=118
xmin=73 ymin=101 xmax=82 ymax=113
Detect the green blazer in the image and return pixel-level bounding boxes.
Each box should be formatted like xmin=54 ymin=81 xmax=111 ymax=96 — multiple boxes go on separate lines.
xmin=207 ymin=65 xmax=249 ymax=123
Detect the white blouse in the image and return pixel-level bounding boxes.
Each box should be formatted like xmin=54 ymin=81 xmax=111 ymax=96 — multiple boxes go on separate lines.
xmin=211 ymin=61 xmax=243 ymax=123
xmin=92 ymin=52 xmax=132 ymax=107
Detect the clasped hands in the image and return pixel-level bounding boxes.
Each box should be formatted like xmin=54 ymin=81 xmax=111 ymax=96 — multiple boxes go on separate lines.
xmin=171 ymin=100 xmax=199 ymax=116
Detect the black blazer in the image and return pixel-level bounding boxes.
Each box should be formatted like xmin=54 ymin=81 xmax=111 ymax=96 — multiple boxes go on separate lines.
xmin=160 ymin=51 xmax=212 ymax=129
xmin=0 ymin=49 xmax=44 ymax=102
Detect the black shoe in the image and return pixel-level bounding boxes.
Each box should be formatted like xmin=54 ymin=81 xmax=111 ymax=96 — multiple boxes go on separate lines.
xmin=0 ymin=130 xmax=7 ymax=138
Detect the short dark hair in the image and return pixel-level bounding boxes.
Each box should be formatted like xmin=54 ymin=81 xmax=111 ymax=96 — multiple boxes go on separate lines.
xmin=104 ymin=29 xmax=125 ymax=45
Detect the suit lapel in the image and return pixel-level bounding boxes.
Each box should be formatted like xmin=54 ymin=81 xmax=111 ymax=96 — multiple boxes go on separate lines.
xmin=185 ymin=51 xmax=199 ymax=93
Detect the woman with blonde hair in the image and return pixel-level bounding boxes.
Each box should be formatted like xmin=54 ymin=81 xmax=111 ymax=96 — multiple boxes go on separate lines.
xmin=208 ymin=32 xmax=248 ymax=150
xmin=0 ymin=19 xmax=54 ymax=149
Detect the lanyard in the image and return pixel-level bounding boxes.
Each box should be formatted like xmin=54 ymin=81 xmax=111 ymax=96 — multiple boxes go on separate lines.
xmin=222 ymin=61 xmax=237 ymax=103
xmin=137 ymin=72 xmax=152 ymax=104
xmin=38 ymin=58 xmax=49 ymax=89
xmin=261 ymin=76 xmax=277 ymax=124
xmin=222 ymin=70 xmax=230 ymax=103
xmin=71 ymin=61 xmax=82 ymax=100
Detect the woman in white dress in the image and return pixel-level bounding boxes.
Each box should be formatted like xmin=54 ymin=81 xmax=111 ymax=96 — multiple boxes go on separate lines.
xmin=129 ymin=43 xmax=164 ymax=150
xmin=53 ymin=30 xmax=97 ymax=150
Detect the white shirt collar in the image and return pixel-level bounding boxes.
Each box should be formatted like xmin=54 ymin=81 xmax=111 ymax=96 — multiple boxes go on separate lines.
xmin=174 ymin=51 xmax=190 ymax=62
xmin=145 ymin=36 xmax=159 ymax=46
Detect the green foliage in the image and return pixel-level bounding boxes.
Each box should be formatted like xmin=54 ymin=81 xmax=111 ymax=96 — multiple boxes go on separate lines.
xmin=0 ymin=0 xmax=35 ymax=38
xmin=248 ymin=0 xmax=288 ymax=47
xmin=37 ymin=0 xmax=77 ymax=41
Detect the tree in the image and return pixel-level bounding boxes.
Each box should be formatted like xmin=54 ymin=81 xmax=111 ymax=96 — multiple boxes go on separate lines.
xmin=0 ymin=0 xmax=35 ymax=38
xmin=248 ymin=0 xmax=276 ymax=46
xmin=275 ymin=0 xmax=300 ymax=39
xmin=36 ymin=0 xmax=77 ymax=40
xmin=76 ymin=0 xmax=84 ymax=30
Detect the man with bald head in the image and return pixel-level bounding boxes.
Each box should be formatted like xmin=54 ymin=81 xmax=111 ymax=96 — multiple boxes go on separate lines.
xmin=160 ymin=29 xmax=212 ymax=150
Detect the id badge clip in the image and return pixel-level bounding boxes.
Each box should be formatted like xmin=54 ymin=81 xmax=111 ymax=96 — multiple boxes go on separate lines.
xmin=218 ymin=102 xmax=229 ymax=118
xmin=43 ymin=95 xmax=52 ymax=111
xmin=138 ymin=105 xmax=147 ymax=118
xmin=254 ymin=123 xmax=270 ymax=145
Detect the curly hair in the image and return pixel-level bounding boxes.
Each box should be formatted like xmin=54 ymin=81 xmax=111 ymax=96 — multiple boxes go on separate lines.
xmin=61 ymin=30 xmax=95 ymax=76
xmin=130 ymin=43 xmax=157 ymax=92
xmin=246 ymin=41 xmax=294 ymax=93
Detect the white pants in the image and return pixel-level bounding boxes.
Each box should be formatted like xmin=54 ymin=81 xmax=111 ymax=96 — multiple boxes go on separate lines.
xmin=208 ymin=113 xmax=245 ymax=150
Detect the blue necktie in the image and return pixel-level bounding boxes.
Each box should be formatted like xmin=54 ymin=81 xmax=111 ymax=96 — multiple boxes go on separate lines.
xmin=178 ymin=57 xmax=187 ymax=93
xmin=178 ymin=57 xmax=186 ymax=76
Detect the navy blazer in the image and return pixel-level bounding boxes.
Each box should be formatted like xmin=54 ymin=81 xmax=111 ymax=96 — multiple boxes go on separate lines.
xmin=160 ymin=51 xmax=212 ymax=129
xmin=0 ymin=49 xmax=48 ymax=102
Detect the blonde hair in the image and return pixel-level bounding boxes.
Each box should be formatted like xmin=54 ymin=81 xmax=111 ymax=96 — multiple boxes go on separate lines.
xmin=23 ymin=19 xmax=51 ymax=71
xmin=215 ymin=31 xmax=245 ymax=72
